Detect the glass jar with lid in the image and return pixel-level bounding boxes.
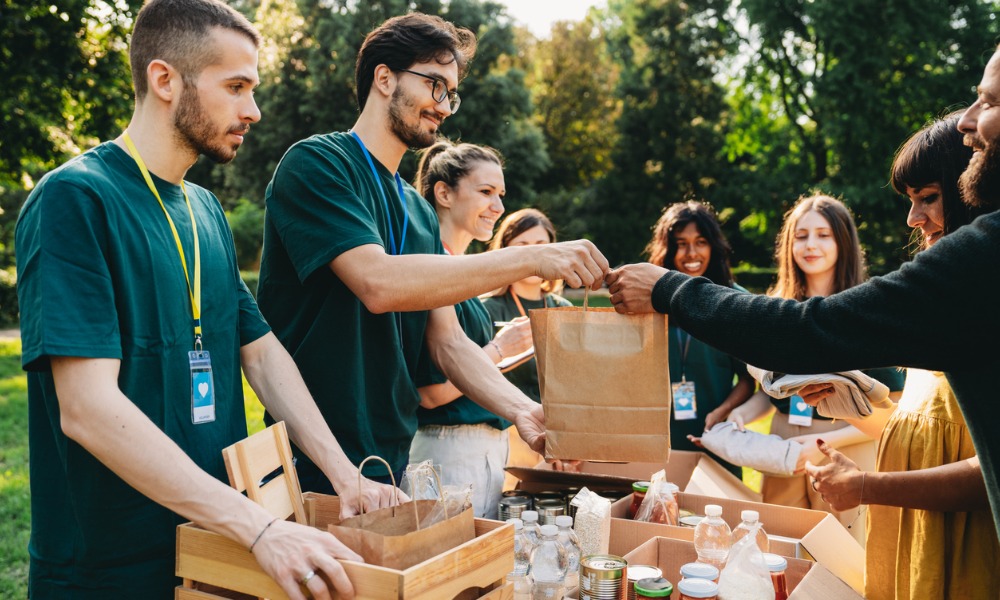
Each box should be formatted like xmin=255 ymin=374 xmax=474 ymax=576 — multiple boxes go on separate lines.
xmin=677 ymin=577 xmax=718 ymax=600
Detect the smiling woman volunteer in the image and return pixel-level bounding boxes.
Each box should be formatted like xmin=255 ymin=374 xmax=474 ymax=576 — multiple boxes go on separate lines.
xmin=725 ymin=194 xmax=904 ymax=542
xmin=407 ymin=140 xmax=533 ymax=518
xmin=645 ymin=201 xmax=754 ymax=478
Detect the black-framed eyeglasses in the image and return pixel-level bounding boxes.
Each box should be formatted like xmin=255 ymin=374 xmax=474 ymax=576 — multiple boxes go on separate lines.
xmin=394 ymin=68 xmax=461 ymax=114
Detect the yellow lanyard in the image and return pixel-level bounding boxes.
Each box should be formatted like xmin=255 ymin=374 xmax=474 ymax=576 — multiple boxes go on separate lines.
xmin=122 ymin=132 xmax=203 ymax=349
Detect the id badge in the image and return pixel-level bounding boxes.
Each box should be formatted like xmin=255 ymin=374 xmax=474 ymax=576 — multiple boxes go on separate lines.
xmin=189 ymin=350 xmax=216 ymax=424
xmin=671 ymin=380 xmax=698 ymax=421
xmin=787 ymin=394 xmax=814 ymax=427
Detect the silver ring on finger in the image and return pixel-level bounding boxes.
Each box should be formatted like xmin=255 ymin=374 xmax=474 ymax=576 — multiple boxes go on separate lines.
xmin=299 ymin=569 xmax=317 ymax=585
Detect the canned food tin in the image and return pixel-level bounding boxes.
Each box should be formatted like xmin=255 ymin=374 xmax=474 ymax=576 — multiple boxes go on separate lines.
xmin=626 ymin=565 xmax=663 ymax=600
xmin=536 ymin=499 xmax=566 ymax=525
xmin=580 ymin=554 xmax=628 ymax=600
xmin=498 ymin=495 xmax=532 ymax=521
xmin=679 ymin=515 xmax=704 ymax=528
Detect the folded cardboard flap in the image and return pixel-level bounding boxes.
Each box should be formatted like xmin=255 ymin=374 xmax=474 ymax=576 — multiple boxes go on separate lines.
xmin=506 ymin=451 xmax=758 ymax=501
xmin=788 ymin=561 xmax=864 ymax=599
xmin=799 ymin=514 xmax=865 ymax=594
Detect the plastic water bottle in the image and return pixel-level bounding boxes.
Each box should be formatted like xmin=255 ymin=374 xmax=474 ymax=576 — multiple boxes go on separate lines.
xmin=731 ymin=509 xmax=769 ymax=552
xmin=522 ymin=510 xmax=542 ymax=548
xmin=507 ymin=518 xmax=532 ymax=576
xmin=693 ymin=504 xmax=732 ymax=568
xmin=530 ymin=524 xmax=568 ymax=600
xmin=555 ymin=515 xmax=581 ymax=590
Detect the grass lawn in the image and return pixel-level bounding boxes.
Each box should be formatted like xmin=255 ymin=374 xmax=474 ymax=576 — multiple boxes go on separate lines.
xmin=0 ymin=340 xmax=30 ymax=599
xmin=0 ymin=336 xmax=765 ymax=596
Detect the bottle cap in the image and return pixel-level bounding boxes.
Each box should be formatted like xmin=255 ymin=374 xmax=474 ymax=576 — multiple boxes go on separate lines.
xmin=634 ymin=577 xmax=673 ymax=597
xmin=539 ymin=524 xmax=558 ymax=537
xmin=704 ymin=504 xmax=723 ymax=517
xmin=763 ymin=553 xmax=788 ymax=572
xmin=741 ymin=509 xmax=759 ymax=522
xmin=633 ymin=481 xmax=651 ymax=493
xmin=521 ymin=510 xmax=539 ymax=523
xmin=555 ymin=515 xmax=573 ymax=528
xmin=679 ymin=562 xmax=719 ymax=580
xmin=506 ymin=518 xmax=523 ymax=530
xmin=676 ymin=577 xmax=718 ymax=598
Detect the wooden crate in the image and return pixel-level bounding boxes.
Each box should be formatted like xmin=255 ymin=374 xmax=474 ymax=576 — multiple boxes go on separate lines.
xmin=176 ymin=493 xmax=514 ymax=600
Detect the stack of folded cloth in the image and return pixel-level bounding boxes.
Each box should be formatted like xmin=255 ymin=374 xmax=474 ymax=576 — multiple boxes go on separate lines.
xmin=699 ymin=423 xmax=801 ymax=476
xmin=746 ymin=366 xmax=893 ymax=419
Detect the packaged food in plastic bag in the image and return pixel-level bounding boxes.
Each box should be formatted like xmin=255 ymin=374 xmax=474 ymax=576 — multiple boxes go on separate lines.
xmin=400 ymin=460 xmax=441 ymax=501
xmin=569 ymin=487 xmax=611 ymax=556
xmin=717 ymin=522 xmax=773 ymax=600
xmin=634 ymin=469 xmax=679 ymax=525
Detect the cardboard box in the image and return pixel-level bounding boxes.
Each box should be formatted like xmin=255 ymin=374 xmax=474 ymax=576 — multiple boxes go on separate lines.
xmin=607 ymin=492 xmax=865 ymax=594
xmin=623 ymin=536 xmax=862 ymax=599
xmin=175 ymin=493 xmax=513 ymax=600
xmin=506 ymin=450 xmax=760 ymax=501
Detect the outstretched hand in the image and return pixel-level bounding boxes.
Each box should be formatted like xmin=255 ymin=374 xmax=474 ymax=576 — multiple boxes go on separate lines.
xmin=803 ymin=439 xmax=865 ymax=511
xmin=798 ymin=383 xmax=835 ymax=406
xmin=252 ymin=519 xmax=362 ymax=600
xmin=605 ymin=264 xmax=669 ymax=314
xmin=535 ymin=240 xmax=609 ymax=291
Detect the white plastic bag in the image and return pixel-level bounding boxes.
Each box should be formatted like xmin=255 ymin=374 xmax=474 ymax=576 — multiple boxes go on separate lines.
xmin=718 ymin=523 xmax=773 ymax=600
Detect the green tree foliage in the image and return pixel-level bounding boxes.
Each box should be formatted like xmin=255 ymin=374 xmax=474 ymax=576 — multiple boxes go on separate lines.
xmin=1 ymin=0 xmax=136 ymax=186
xmin=585 ymin=0 xmax=738 ymax=265
xmin=733 ymin=0 xmax=1000 ymax=271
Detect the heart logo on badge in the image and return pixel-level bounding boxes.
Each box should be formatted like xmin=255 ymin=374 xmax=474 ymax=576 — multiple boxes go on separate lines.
xmin=796 ymin=401 xmax=808 ymax=412
xmin=678 ymin=399 xmax=690 ymax=407
xmin=198 ymin=382 xmax=209 ymax=398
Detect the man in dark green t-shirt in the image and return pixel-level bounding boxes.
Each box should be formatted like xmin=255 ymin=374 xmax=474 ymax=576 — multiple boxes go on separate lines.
xmin=258 ymin=13 xmax=610 ymax=488
xmin=16 ymin=1 xmax=393 ymax=598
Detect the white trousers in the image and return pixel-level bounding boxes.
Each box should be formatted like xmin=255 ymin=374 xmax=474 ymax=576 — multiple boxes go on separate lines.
xmin=409 ymin=423 xmax=509 ymax=519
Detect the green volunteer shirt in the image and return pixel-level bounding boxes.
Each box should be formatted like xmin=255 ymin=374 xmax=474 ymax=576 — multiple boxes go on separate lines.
xmin=257 ymin=132 xmax=442 ymax=476
xmin=417 ymin=297 xmax=510 ymax=430
xmin=482 ymin=291 xmax=573 ymax=403
xmin=16 ymin=142 xmax=270 ymax=599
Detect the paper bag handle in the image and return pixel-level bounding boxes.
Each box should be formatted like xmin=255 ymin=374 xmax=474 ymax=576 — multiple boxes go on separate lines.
xmin=357 ymin=455 xmax=399 ymax=516
xmin=583 ymin=288 xmax=590 ymax=311
xmin=403 ymin=462 xmax=450 ymax=530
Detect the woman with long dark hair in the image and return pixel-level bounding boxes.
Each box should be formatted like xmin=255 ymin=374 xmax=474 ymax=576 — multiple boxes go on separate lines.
xmin=646 ymin=201 xmax=754 ymax=478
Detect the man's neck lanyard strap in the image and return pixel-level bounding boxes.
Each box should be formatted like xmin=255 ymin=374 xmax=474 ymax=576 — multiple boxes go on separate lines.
xmin=350 ymin=131 xmax=408 ymax=255
xmin=122 ymin=132 xmax=203 ymax=349
xmin=676 ymin=328 xmax=692 ymax=381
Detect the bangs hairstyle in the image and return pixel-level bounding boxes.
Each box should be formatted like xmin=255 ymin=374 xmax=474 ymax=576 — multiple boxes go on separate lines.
xmin=770 ymin=194 xmax=867 ymax=301
xmin=415 ymin=140 xmax=503 ymax=207
xmin=130 ymin=0 xmax=260 ymax=100
xmin=891 ymin=111 xmax=980 ymax=249
xmin=644 ymin=201 xmax=734 ymax=287
xmin=355 ymin=13 xmax=477 ymax=111
xmin=488 ymin=208 xmax=562 ymax=294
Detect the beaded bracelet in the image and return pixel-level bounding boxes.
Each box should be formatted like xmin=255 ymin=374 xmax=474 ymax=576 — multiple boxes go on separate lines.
xmin=249 ymin=517 xmax=279 ymax=554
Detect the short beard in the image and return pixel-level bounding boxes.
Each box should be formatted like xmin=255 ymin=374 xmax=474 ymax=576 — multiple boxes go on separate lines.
xmin=174 ymin=84 xmax=241 ymax=164
xmin=960 ymin=141 xmax=1000 ymax=209
xmin=388 ymin=87 xmax=437 ymax=149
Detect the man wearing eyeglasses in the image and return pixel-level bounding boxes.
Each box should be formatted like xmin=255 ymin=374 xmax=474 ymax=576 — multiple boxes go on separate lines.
xmin=257 ymin=13 xmax=609 ymax=491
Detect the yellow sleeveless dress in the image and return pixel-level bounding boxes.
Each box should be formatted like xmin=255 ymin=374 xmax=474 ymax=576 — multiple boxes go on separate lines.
xmin=865 ymin=369 xmax=1000 ymax=599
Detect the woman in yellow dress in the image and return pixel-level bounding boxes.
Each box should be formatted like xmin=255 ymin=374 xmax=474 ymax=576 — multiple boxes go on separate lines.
xmin=805 ymin=113 xmax=999 ymax=599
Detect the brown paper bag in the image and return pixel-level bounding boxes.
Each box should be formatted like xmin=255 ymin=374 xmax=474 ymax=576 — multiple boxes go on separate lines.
xmin=531 ymin=306 xmax=671 ymax=462
xmin=327 ymin=499 xmax=475 ymax=570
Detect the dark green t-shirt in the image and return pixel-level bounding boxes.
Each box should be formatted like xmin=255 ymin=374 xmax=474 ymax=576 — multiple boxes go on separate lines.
xmin=257 ymin=132 xmax=442 ymax=475
xmin=481 ymin=291 xmax=573 ymax=403
xmin=16 ymin=142 xmax=270 ymax=598
xmin=417 ymin=297 xmax=510 ymax=430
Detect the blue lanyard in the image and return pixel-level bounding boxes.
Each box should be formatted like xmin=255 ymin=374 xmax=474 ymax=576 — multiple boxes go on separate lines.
xmin=676 ymin=328 xmax=692 ymax=381
xmin=350 ymin=131 xmax=408 ymax=255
